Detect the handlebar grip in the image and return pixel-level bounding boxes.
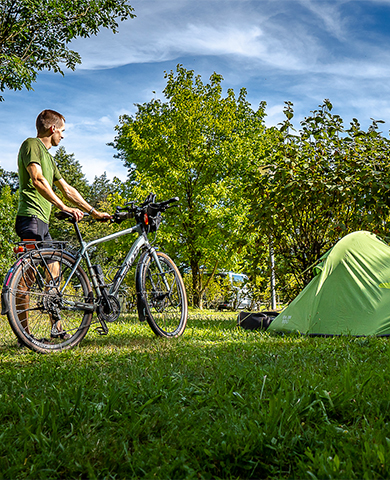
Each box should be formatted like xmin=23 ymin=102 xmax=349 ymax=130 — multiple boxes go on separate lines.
xmin=55 ymin=211 xmax=76 ymax=222
xmin=161 ymin=197 xmax=179 ymax=206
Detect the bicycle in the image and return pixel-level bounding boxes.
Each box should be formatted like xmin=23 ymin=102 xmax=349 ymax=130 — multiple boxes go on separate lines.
xmin=1 ymin=194 xmax=188 ymax=353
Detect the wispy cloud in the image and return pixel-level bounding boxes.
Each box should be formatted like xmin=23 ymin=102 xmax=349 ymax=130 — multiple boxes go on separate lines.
xmin=2 ymin=0 xmax=390 ymax=181
xmin=298 ymin=0 xmax=350 ymax=40
xmin=71 ymin=0 xmax=390 ymax=83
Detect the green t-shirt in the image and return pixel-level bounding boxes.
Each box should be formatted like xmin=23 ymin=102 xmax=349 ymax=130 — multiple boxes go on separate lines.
xmin=17 ymin=138 xmax=62 ymax=224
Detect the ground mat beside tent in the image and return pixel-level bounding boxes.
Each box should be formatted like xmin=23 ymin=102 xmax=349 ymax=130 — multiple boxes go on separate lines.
xmin=268 ymin=231 xmax=390 ymax=336
xmin=237 ymin=311 xmax=278 ymax=331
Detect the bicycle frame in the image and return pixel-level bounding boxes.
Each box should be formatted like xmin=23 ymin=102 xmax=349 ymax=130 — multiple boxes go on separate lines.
xmin=61 ymin=220 xmax=166 ymax=302
xmin=1 ymin=194 xmax=187 ymax=352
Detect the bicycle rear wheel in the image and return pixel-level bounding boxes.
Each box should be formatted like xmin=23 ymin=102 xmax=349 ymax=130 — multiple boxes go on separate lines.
xmin=137 ymin=251 xmax=187 ymax=337
xmin=7 ymin=249 xmax=93 ymax=353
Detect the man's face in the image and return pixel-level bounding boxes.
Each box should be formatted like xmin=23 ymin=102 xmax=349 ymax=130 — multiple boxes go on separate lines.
xmin=51 ymin=121 xmax=65 ymax=147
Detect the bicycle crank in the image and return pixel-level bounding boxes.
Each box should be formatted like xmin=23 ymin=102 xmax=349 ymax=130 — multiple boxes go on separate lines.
xmin=97 ymin=294 xmax=121 ymax=323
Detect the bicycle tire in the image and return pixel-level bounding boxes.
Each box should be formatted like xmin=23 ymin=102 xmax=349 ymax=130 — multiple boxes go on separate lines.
xmin=137 ymin=251 xmax=187 ymax=337
xmin=7 ymin=249 xmax=93 ymax=353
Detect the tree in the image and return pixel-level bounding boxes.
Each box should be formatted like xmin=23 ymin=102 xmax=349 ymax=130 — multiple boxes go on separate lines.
xmin=0 ymin=0 xmax=135 ymax=100
xmin=54 ymin=146 xmax=90 ymax=197
xmin=0 ymin=166 xmax=18 ymax=193
xmin=0 ymin=184 xmax=18 ymax=280
xmin=112 ymin=65 xmax=267 ymax=307
xmin=90 ymin=172 xmax=126 ymax=206
xmin=50 ymin=146 xmax=91 ymax=242
xmin=245 ymin=100 xmax=390 ymax=295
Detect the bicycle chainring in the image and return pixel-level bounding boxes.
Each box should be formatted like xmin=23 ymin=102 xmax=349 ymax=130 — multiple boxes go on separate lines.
xmin=97 ymin=294 xmax=121 ymax=323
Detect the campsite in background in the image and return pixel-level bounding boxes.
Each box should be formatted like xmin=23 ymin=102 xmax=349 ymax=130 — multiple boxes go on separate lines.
xmin=2 ymin=69 xmax=390 ymax=333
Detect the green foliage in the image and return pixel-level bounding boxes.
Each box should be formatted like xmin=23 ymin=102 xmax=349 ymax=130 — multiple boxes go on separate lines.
xmin=0 ymin=185 xmax=18 ymax=279
xmin=0 ymin=166 xmax=18 ymax=193
xmin=54 ymin=146 xmax=90 ymax=198
xmin=112 ymin=65 xmax=267 ymax=306
xmin=0 ymin=0 xmax=135 ymax=100
xmin=183 ymin=272 xmax=232 ymax=309
xmin=49 ymin=147 xmax=91 ymax=243
xmin=245 ymin=100 xmax=390 ymax=293
xmin=0 ymin=312 xmax=389 ymax=478
xmin=89 ymin=171 xmax=126 ymax=207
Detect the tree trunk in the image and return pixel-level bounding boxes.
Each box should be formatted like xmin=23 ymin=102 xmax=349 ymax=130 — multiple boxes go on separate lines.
xmin=190 ymin=259 xmax=203 ymax=308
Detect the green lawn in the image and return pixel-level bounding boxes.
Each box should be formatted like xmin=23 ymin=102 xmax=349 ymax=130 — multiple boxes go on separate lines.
xmin=0 ymin=310 xmax=389 ymax=479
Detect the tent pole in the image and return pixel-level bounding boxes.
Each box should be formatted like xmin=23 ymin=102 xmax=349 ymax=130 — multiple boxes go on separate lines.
xmin=270 ymin=242 xmax=277 ymax=310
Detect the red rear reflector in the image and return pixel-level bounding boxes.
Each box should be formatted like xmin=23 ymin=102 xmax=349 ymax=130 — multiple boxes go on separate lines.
xmin=22 ymin=239 xmax=36 ymax=250
xmin=144 ymin=213 xmax=149 ymax=225
xmin=14 ymin=240 xmax=36 ymax=254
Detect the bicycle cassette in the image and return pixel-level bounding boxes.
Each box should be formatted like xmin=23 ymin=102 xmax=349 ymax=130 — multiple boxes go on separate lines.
xmin=97 ymin=295 xmax=121 ymax=323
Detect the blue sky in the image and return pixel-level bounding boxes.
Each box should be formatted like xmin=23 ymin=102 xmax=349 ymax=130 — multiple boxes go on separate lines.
xmin=1 ymin=0 xmax=390 ymax=182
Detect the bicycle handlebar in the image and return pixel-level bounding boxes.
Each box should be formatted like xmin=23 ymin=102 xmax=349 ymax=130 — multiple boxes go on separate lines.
xmin=55 ymin=194 xmax=180 ymax=228
xmin=151 ymin=197 xmax=179 ymax=208
xmin=112 ymin=195 xmax=180 ymax=225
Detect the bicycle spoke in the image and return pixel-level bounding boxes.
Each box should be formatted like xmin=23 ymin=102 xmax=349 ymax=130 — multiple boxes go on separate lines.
xmin=139 ymin=251 xmax=187 ymax=337
xmin=7 ymin=250 xmax=93 ymax=352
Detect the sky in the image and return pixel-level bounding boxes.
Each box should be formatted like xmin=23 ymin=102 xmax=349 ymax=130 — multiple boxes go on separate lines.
xmin=1 ymin=0 xmax=390 ymax=183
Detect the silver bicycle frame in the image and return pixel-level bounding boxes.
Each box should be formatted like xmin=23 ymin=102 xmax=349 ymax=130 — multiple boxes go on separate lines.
xmin=60 ymin=223 xmax=149 ymax=294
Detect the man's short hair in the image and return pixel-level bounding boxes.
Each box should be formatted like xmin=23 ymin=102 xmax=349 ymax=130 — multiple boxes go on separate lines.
xmin=36 ymin=110 xmax=65 ymax=135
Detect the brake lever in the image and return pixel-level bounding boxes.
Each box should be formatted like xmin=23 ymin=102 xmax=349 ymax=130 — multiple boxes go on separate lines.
xmin=116 ymin=201 xmax=135 ymax=213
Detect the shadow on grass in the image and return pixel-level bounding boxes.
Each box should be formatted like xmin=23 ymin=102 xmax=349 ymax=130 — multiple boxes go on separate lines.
xmin=0 ymin=312 xmax=390 ymax=479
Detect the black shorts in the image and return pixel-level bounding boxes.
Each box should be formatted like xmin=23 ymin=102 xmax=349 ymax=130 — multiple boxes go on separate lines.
xmin=15 ymin=215 xmax=52 ymax=242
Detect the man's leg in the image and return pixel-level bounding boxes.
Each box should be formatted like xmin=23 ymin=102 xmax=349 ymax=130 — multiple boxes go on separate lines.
xmin=15 ymin=216 xmax=52 ymax=335
xmin=45 ymin=260 xmax=62 ymax=326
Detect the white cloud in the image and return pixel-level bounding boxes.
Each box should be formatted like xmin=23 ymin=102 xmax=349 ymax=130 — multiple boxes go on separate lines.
xmin=71 ymin=0 xmax=319 ymax=70
xmin=3 ymin=0 xmax=390 ymax=183
xmin=264 ymin=104 xmax=286 ymax=128
xmin=298 ymin=0 xmax=350 ymax=40
xmin=70 ymin=0 xmax=388 ymax=84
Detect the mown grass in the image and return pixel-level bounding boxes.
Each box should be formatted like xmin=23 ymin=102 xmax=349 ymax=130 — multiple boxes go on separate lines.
xmin=0 ymin=310 xmax=389 ymax=479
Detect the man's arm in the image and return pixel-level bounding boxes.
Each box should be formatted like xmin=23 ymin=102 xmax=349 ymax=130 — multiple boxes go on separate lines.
xmin=55 ymin=178 xmax=111 ymax=221
xmin=27 ymin=163 xmax=84 ymax=221
xmin=27 ymin=163 xmax=110 ymax=221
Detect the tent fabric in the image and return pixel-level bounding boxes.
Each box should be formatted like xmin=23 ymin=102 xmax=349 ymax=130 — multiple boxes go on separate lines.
xmin=268 ymin=231 xmax=390 ymax=337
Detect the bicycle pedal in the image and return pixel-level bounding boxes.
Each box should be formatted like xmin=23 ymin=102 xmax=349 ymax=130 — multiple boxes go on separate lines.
xmin=95 ymin=326 xmax=108 ymax=335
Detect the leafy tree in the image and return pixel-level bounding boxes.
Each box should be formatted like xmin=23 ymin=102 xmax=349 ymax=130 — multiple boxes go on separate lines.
xmin=245 ymin=100 xmax=390 ymax=295
xmin=50 ymin=146 xmax=91 ymax=242
xmin=112 ymin=65 xmax=266 ymax=307
xmin=0 ymin=185 xmax=18 ymax=280
xmin=0 ymin=166 xmax=18 ymax=193
xmin=90 ymin=172 xmax=126 ymax=206
xmin=0 ymin=0 xmax=135 ymax=100
xmin=54 ymin=146 xmax=90 ymax=198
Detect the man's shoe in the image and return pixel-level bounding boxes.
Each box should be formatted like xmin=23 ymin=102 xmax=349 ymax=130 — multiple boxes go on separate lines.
xmin=51 ymin=324 xmax=71 ymax=340
xmin=17 ymin=337 xmax=26 ymax=348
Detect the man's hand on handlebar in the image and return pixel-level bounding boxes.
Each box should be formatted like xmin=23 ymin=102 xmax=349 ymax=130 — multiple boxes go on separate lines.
xmin=62 ymin=206 xmax=84 ymax=222
xmin=91 ymin=210 xmax=112 ymax=222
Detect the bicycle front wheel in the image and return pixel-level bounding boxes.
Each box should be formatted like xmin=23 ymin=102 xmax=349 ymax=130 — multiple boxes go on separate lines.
xmin=137 ymin=251 xmax=187 ymax=337
xmin=7 ymin=249 xmax=93 ymax=353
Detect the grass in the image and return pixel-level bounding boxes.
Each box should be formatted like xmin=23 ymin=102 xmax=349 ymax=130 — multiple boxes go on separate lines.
xmin=0 ymin=310 xmax=389 ymax=479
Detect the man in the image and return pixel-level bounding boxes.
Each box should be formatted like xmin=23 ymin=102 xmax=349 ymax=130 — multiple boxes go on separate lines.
xmin=15 ymin=109 xmax=111 ymax=341
xmin=16 ymin=109 xmax=111 ymax=241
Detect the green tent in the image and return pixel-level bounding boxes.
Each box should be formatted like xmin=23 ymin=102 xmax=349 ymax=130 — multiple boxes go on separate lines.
xmin=268 ymin=231 xmax=390 ymax=336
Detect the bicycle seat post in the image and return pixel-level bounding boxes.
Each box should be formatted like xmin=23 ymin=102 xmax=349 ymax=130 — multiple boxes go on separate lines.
xmin=73 ymin=219 xmax=84 ymax=246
